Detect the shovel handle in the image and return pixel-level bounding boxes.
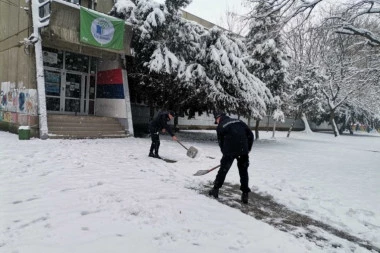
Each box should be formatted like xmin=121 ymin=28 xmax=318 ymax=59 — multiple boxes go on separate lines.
xmin=177 ymin=140 xmax=188 ymax=150
xmin=209 ymin=164 xmax=221 ymax=172
xmin=193 ymin=165 xmax=221 ymax=176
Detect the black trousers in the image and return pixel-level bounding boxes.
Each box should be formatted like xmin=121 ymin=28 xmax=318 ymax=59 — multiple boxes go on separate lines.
xmin=214 ymin=154 xmax=251 ymax=193
xmin=149 ymin=128 xmax=160 ymax=154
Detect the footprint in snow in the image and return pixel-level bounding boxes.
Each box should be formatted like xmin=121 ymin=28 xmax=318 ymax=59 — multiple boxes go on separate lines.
xmin=88 ymin=181 xmax=104 ymax=188
xmin=81 ymin=210 xmax=100 ymax=216
xmin=347 ymin=208 xmax=375 ymax=217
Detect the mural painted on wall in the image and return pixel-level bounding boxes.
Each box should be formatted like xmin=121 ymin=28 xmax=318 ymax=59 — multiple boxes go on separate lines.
xmin=0 ymin=82 xmax=38 ymax=122
xmin=3 ymin=112 xmax=18 ymax=123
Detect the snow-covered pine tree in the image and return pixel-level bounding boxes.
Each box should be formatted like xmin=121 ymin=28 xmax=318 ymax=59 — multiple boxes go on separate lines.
xmin=245 ymin=0 xmax=290 ymax=139
xmin=110 ymin=0 xmax=195 ymax=116
xmin=287 ymin=66 xmax=326 ymax=137
xmin=110 ymin=0 xmax=271 ymax=119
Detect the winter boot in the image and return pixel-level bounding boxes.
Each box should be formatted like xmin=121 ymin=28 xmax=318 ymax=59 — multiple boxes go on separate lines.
xmin=208 ymin=187 xmax=219 ymax=199
xmin=241 ymin=192 xmax=249 ymax=204
xmin=154 ymin=141 xmax=161 ymax=159
xmin=149 ymin=143 xmax=155 ymax=157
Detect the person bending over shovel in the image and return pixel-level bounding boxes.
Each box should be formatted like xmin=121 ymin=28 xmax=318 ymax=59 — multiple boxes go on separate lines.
xmin=209 ymin=111 xmax=254 ymax=204
xmin=149 ymin=111 xmax=178 ymax=159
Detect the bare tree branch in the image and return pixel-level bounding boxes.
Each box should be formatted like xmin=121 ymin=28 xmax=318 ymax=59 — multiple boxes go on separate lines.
xmin=336 ymin=24 xmax=380 ymax=46
xmin=246 ymin=0 xmax=380 ymax=46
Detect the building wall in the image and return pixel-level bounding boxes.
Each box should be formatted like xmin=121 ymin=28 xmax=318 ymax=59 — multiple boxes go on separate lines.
xmin=96 ymin=0 xmax=114 ymax=13
xmin=130 ymin=104 xmax=306 ymax=137
xmin=0 ymin=0 xmax=39 ymax=136
xmin=181 ymin=10 xmax=217 ymax=29
xmin=180 ymin=114 xmax=305 ymax=131
xmin=96 ymin=68 xmax=127 ymax=118
xmin=0 ymin=0 xmax=34 ymax=89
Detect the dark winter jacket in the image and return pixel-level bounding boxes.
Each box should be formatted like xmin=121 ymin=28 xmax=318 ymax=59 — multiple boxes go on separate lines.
xmin=149 ymin=112 xmax=175 ymax=136
xmin=216 ymin=115 xmax=254 ymax=156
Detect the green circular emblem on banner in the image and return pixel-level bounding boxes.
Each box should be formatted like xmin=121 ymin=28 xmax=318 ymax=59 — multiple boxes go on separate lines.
xmin=91 ymin=18 xmax=115 ymax=45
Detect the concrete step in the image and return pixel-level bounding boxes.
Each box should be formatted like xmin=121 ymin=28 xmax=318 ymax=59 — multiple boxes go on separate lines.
xmin=48 ymin=133 xmax=127 ymax=139
xmin=48 ymin=130 xmax=128 ymax=139
xmin=47 ymin=115 xmax=120 ymax=123
xmin=47 ymin=114 xmax=127 ymax=139
xmin=49 ymin=125 xmax=123 ymax=131
xmin=48 ymin=121 xmax=122 ymax=126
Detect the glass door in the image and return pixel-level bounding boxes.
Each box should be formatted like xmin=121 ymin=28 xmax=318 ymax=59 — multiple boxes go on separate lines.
xmin=45 ymin=70 xmax=62 ymax=112
xmin=64 ymin=73 xmax=83 ymax=114
xmin=45 ymin=71 xmax=90 ymax=114
xmin=43 ymin=48 xmax=97 ymax=115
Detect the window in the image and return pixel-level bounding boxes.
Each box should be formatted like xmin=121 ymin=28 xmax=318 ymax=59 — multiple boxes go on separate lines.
xmin=64 ymin=0 xmax=81 ymax=4
xmin=38 ymin=0 xmax=51 ymax=19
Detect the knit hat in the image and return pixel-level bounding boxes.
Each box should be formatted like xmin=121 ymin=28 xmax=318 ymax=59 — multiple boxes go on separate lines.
xmin=168 ymin=111 xmax=176 ymax=117
xmin=213 ymin=110 xmax=225 ymax=124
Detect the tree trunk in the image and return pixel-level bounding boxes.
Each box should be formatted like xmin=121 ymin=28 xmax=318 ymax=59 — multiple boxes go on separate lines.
xmin=266 ymin=115 xmax=270 ymax=131
xmin=287 ymin=112 xmax=299 ymax=138
xmin=330 ymin=111 xmax=339 ymax=137
xmin=272 ymin=121 xmax=276 ymax=138
xmin=349 ymin=119 xmax=354 ymax=135
xmin=301 ymin=113 xmax=312 ymax=134
xmin=255 ymin=119 xmax=260 ymax=140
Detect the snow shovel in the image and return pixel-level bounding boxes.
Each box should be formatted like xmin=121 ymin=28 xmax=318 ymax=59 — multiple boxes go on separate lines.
xmin=177 ymin=141 xmax=198 ymax=158
xmin=193 ymin=165 xmax=220 ymax=176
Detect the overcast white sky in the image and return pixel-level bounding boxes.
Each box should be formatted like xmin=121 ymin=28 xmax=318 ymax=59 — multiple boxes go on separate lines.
xmin=155 ymin=0 xmax=249 ymax=28
xmin=154 ymin=0 xmax=350 ymax=29
xmin=183 ymin=0 xmax=249 ymax=27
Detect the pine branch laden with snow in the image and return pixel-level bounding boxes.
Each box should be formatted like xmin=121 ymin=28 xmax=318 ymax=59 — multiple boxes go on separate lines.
xmin=110 ymin=0 xmax=272 ymax=118
xmin=197 ymin=27 xmax=272 ymax=117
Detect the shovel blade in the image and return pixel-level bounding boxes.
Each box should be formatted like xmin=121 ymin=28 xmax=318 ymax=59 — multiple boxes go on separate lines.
xmin=186 ymin=146 xmax=198 ymax=158
xmin=193 ymin=170 xmax=210 ymax=176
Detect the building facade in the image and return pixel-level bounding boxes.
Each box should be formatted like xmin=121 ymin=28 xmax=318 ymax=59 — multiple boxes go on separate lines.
xmin=0 ymin=0 xmax=134 ymax=138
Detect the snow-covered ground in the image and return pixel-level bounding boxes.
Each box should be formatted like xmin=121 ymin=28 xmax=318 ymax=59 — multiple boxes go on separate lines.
xmin=1 ymin=130 xmax=379 ymax=253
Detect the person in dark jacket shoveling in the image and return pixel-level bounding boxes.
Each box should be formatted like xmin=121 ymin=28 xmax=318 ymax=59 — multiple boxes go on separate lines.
xmin=209 ymin=111 xmax=254 ymax=204
xmin=148 ymin=111 xmax=178 ymax=159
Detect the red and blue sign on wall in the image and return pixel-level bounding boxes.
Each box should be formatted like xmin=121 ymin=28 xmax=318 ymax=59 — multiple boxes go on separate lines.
xmin=97 ymin=69 xmax=124 ymax=99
